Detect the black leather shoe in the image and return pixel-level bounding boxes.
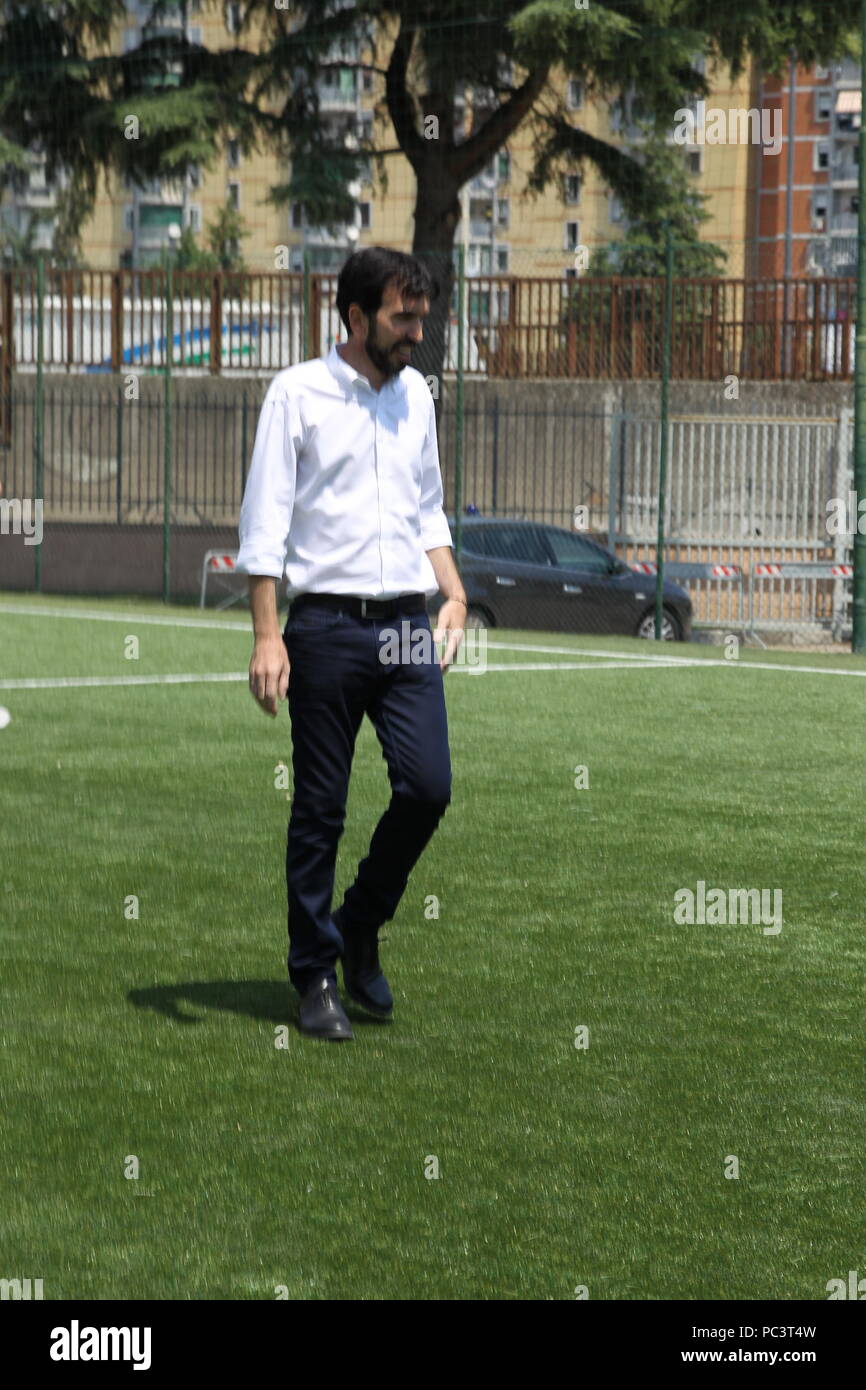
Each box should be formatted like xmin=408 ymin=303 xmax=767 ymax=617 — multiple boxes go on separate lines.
xmin=297 ymin=974 xmax=354 ymax=1040
xmin=335 ymin=909 xmax=393 ymax=1017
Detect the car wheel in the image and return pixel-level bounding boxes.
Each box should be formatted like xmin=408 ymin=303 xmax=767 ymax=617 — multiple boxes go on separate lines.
xmin=464 ymin=605 xmax=491 ymax=630
xmin=636 ymin=606 xmax=681 ymax=641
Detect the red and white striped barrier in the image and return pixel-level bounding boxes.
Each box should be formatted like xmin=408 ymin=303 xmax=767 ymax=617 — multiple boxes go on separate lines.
xmin=200 ymin=549 xmax=244 ymax=608
xmin=753 ymin=562 xmax=853 ymax=579
xmin=630 ymin=561 xmax=743 ymax=581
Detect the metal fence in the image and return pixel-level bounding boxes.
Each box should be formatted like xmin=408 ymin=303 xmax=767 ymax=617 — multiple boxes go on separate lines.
xmin=0 ymin=267 xmax=859 ymax=382
xmin=1 ymin=385 xmax=854 ymax=644
xmin=610 ymin=412 xmax=853 ymax=640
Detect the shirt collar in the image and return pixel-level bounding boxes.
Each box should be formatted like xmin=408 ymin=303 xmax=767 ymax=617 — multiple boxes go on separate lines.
xmin=327 ymin=341 xmax=405 ymax=398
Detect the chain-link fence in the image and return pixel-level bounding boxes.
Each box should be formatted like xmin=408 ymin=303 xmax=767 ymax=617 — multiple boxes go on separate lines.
xmin=0 ymin=240 xmax=857 ymax=649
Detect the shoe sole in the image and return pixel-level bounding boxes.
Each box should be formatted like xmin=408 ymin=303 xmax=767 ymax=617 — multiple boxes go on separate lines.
xmin=298 ymin=1024 xmax=354 ymax=1040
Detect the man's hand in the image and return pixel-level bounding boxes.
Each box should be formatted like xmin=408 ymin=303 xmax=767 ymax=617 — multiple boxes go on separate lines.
xmin=249 ymin=634 xmax=290 ymax=716
xmin=432 ymin=599 xmax=467 ymax=673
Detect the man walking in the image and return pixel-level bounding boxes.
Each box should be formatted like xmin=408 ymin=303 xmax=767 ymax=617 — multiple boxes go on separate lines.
xmin=236 ymin=246 xmax=467 ymax=1041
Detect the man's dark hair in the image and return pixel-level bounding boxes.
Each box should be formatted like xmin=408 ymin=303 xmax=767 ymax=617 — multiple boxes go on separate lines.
xmin=336 ymin=246 xmax=439 ymax=334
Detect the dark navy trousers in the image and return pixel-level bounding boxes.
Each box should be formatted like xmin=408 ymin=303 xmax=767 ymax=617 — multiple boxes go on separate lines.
xmin=282 ymin=600 xmax=452 ymax=996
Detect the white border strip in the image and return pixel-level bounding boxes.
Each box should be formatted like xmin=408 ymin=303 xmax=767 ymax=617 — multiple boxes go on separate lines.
xmin=0 ymin=602 xmax=250 ymax=632
xmin=0 ymin=672 xmax=247 ymax=690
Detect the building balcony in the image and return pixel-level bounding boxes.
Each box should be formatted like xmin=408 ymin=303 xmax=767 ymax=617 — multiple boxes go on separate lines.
xmin=303 ymin=225 xmax=355 ymax=248
xmin=831 ymin=159 xmax=859 ymax=186
xmin=830 ymin=212 xmax=859 ymax=233
xmin=822 ymin=237 xmax=858 ymax=275
xmin=317 ymin=87 xmax=357 ymax=112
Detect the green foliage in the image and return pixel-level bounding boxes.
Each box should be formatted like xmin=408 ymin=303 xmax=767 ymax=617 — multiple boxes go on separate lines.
xmin=588 ymin=128 xmax=727 ymax=276
xmin=173 ymin=202 xmax=250 ymax=272
xmin=0 ymin=0 xmax=862 ymax=285
xmin=0 ymin=206 xmax=49 ymax=266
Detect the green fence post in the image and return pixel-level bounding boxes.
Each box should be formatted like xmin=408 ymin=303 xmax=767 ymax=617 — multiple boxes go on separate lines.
xmin=453 ymin=243 xmax=465 ymax=564
xmin=241 ymin=390 xmax=249 ymax=494
xmin=303 ymin=249 xmax=310 ymax=362
xmin=852 ymin=0 xmax=866 ymax=651
xmin=163 ymin=260 xmax=173 ymax=604
xmin=116 ymin=382 xmax=123 ymax=526
xmin=34 ymin=253 xmax=44 ymax=593
xmin=655 ymin=223 xmax=673 ymax=640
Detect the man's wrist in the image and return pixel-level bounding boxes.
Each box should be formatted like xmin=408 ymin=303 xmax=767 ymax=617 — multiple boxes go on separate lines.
xmin=444 ymin=594 xmax=467 ymax=607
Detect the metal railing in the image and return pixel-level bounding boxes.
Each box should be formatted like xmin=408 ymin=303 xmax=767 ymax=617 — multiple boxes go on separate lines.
xmin=0 ymin=268 xmax=859 ymax=382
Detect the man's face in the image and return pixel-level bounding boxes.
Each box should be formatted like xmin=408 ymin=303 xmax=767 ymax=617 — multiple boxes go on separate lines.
xmin=356 ymin=280 xmax=428 ymax=380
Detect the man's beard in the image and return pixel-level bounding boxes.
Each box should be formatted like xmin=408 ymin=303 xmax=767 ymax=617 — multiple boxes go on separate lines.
xmin=365 ymin=325 xmax=409 ymax=379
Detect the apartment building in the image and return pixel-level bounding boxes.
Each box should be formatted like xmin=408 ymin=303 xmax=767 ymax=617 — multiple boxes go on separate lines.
xmin=754 ymin=57 xmax=861 ymax=278
xmin=0 ymin=2 xmax=784 ymax=282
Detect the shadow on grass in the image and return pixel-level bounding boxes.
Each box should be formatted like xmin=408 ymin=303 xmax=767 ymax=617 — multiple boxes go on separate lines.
xmin=128 ymin=980 xmax=390 ymax=1028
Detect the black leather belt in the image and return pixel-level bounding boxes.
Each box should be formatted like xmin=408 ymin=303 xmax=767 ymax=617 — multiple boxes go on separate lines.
xmin=290 ymin=591 xmax=427 ymax=620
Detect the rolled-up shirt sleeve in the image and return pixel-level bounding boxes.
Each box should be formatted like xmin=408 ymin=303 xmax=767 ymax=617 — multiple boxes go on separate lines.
xmin=418 ymin=390 xmax=453 ymax=551
xmin=235 ymin=382 xmax=300 ymax=578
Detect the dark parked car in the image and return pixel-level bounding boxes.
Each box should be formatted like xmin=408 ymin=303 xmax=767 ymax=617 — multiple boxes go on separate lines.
xmin=431 ymin=517 xmax=692 ymax=640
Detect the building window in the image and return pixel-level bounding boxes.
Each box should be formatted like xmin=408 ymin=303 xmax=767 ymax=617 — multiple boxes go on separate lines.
xmin=564 ymin=173 xmax=581 ymax=204
xmin=567 ymin=79 xmax=584 ymax=110
xmin=188 ymin=26 xmax=202 ymax=45
xmin=686 ymin=149 xmax=702 ymax=175
xmin=357 ymin=112 xmax=373 ymax=143
xmin=564 ymin=221 xmax=580 ymax=251
xmin=814 ymin=141 xmax=830 ymax=171
xmin=496 ymin=150 xmax=510 ymax=183
xmin=227 ymin=181 xmax=240 ymax=209
xmin=609 ymin=194 xmax=623 ymax=223
xmin=812 ymin=194 xmax=828 ymax=231
xmin=187 ymin=204 xmax=202 ymax=233
xmin=225 ymin=2 xmax=243 ymax=34
xmin=496 ymin=247 xmax=509 ymax=273
xmin=290 ymin=202 xmax=303 ymax=230
xmin=816 ymin=88 xmax=832 ymax=122
xmin=467 ymin=243 xmax=493 ymax=275
xmin=124 ymin=204 xmax=134 ymax=232
xmin=814 ymin=65 xmax=830 ymax=81
xmin=187 ymin=164 xmax=201 ymax=189
xmin=362 ymin=68 xmax=373 ymax=93
xmin=226 ymin=139 xmax=240 ymax=169
xmin=358 ymin=201 xmax=371 ymax=229
xmin=496 ymin=197 xmax=509 ymax=228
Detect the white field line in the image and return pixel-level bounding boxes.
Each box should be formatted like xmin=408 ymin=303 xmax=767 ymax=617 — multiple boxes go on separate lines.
xmin=0 ymin=672 xmax=247 ymax=690
xmin=451 ymin=660 xmax=705 ymax=674
xmin=0 ymin=661 xmax=672 ymax=690
xmin=0 ymin=602 xmax=251 ymax=632
xmin=3 ymin=601 xmax=866 ymax=679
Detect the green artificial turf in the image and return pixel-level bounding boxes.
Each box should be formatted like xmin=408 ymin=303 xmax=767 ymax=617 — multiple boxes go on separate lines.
xmin=1 ymin=590 xmax=865 ymax=1299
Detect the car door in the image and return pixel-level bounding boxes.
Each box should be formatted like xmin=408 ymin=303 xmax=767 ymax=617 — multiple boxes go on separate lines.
xmin=537 ymin=526 xmax=639 ymax=634
xmin=463 ymin=523 xmax=557 ymax=628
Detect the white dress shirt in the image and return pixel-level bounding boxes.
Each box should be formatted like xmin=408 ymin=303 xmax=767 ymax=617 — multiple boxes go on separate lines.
xmin=235 ymin=341 xmax=453 ymax=599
